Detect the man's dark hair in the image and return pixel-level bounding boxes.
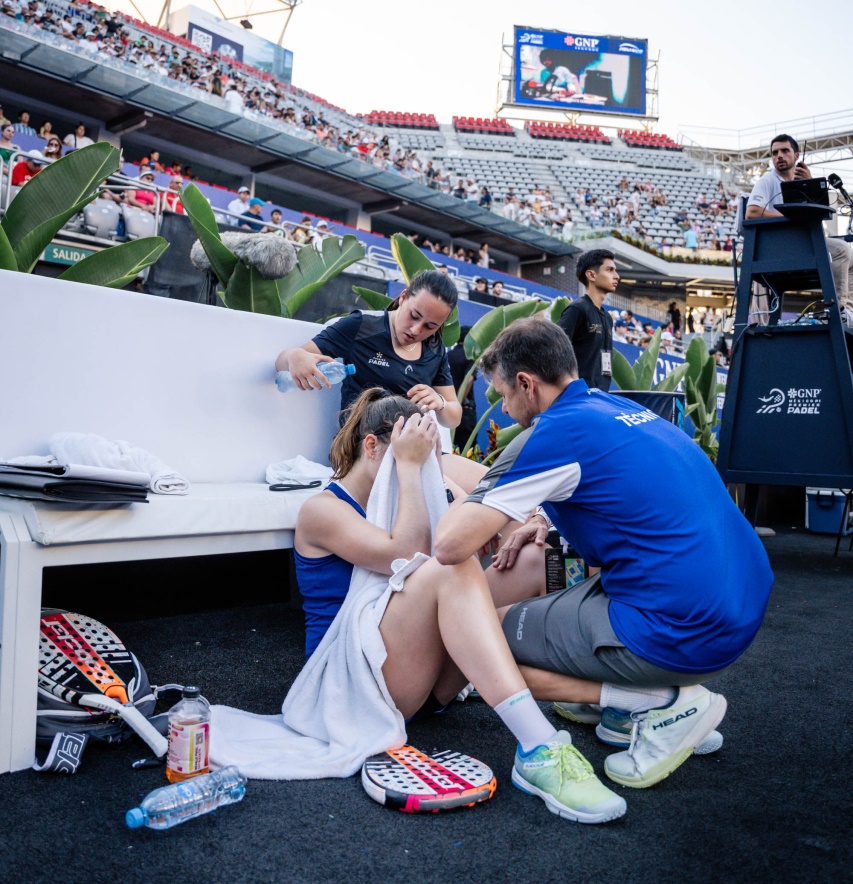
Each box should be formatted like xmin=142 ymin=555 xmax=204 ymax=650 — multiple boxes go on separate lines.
xmin=770 ymin=133 xmax=799 ymax=154
xmin=576 ymin=249 xmax=615 ymax=286
xmin=481 ymin=318 xmax=577 ymax=387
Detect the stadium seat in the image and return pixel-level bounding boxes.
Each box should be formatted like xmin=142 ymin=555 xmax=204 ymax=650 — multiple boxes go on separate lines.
xmin=123 ymin=206 xmax=157 ymax=240
xmin=84 ymin=202 xmax=121 ymax=239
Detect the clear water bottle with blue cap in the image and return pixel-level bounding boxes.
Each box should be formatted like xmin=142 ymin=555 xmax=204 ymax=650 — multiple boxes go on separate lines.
xmin=275 ymin=358 xmax=355 ymax=393
xmin=126 ymin=765 xmax=247 ymax=830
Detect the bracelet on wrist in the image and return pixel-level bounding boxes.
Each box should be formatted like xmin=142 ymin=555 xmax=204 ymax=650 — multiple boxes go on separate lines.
xmin=533 ymin=506 xmax=553 ymax=529
xmin=437 ymin=394 xmax=446 ymax=412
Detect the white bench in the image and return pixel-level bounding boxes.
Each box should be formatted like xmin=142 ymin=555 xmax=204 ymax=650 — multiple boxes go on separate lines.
xmin=0 ymin=270 xmax=340 ymax=774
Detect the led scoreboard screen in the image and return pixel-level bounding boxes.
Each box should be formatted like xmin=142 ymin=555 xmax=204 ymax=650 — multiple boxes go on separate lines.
xmin=513 ymin=27 xmax=647 ymax=117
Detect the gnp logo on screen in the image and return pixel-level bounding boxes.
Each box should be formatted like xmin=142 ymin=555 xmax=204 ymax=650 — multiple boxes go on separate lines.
xmin=756 ymin=388 xmax=822 ymax=415
xmin=564 ymin=35 xmax=600 ymax=50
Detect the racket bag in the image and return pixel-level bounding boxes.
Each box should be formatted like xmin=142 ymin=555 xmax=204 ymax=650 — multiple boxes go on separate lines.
xmin=34 ymin=608 xmax=179 ymax=774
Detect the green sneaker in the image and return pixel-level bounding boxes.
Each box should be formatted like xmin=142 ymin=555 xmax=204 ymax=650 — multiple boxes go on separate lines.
xmin=512 ymin=731 xmax=627 ymax=824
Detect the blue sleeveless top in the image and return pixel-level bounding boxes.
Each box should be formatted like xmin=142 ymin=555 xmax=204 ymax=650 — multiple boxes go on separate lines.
xmin=294 ymin=482 xmax=366 ymax=657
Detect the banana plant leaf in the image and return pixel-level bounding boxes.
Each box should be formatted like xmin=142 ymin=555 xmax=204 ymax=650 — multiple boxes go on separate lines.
xmin=222 ymin=261 xmax=282 ymax=316
xmin=610 ymin=348 xmax=639 ymax=390
xmin=280 ymin=234 xmax=366 ymax=318
xmin=635 ymin=328 xmax=662 ymax=390
xmin=0 ymin=226 xmax=14 ymax=272
xmin=181 ymin=184 xmax=239 ymax=288
xmin=58 ymin=237 xmax=169 ymax=288
xmin=464 ymin=299 xmax=548 ymax=361
xmin=697 ymin=355 xmax=719 ymax=415
xmin=683 ymin=335 xmax=708 ymax=383
xmin=390 ymin=232 xmax=435 ymax=283
xmin=353 ymin=285 xmax=392 ymax=310
xmin=653 ymin=362 xmax=690 ymax=393
xmin=442 ymin=307 xmax=460 ymax=348
xmin=495 ymin=422 xmax=525 ymax=450
xmin=1 ymin=143 xmax=120 ymax=273
xmin=550 ymin=296 xmax=570 ymax=323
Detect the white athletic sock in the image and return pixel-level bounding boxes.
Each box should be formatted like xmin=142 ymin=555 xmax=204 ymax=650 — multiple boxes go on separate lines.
xmin=599 ymin=684 xmax=677 ymax=714
xmin=494 ymin=689 xmax=558 ymax=753
xmin=675 ymin=684 xmax=707 ymax=703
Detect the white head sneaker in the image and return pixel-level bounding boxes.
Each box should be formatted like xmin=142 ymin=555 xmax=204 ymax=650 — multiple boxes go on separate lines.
xmin=604 ymin=687 xmax=727 ymax=789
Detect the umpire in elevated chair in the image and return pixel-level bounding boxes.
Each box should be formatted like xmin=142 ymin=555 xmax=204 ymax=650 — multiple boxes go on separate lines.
xmin=435 ymin=319 xmax=774 ymax=791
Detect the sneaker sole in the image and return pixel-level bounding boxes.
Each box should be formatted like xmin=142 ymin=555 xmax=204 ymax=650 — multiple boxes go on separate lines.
xmin=596 ymin=723 xmax=724 ymax=755
xmin=604 ymin=695 xmax=727 ymax=789
xmin=552 ymin=703 xmax=601 ymax=726
xmin=511 ymin=767 xmax=627 ymax=824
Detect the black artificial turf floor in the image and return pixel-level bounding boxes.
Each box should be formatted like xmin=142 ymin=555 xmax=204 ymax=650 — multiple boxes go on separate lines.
xmin=0 ymin=528 xmax=850 ymax=882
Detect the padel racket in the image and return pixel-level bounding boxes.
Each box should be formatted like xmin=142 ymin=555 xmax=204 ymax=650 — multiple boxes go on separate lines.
xmin=38 ymin=610 xmax=167 ymax=758
xmin=361 ymin=745 xmax=496 ymax=813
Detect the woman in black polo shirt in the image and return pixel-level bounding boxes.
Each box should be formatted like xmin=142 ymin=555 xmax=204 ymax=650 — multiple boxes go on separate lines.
xmin=275 ymin=269 xmax=463 ymax=431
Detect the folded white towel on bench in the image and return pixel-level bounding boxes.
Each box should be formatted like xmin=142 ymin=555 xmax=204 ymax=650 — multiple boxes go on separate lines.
xmin=49 ymin=433 xmax=189 ymax=495
xmin=265 ymin=455 xmax=333 ymax=487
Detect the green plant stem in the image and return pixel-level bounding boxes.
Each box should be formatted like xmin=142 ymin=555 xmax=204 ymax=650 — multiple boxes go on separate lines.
xmin=460 ymin=399 xmax=501 ymax=456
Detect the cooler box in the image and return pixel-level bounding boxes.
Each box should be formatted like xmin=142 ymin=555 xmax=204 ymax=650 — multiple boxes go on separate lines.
xmin=805 ymin=488 xmax=852 ymax=535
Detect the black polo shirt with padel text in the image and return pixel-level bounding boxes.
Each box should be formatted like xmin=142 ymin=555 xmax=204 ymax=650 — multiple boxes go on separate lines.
xmin=312 ymin=310 xmax=453 ymax=413
xmin=557 ymin=295 xmax=613 ymax=392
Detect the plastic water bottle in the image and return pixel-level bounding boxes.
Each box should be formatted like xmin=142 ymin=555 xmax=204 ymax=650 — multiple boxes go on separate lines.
xmin=166 ymin=686 xmax=210 ymax=784
xmin=275 ymin=359 xmax=355 ymax=393
xmin=126 ymin=766 xmax=247 ymax=830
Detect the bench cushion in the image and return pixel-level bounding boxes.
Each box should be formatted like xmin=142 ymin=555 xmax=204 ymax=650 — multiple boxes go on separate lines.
xmin=0 ymin=483 xmax=323 ymax=546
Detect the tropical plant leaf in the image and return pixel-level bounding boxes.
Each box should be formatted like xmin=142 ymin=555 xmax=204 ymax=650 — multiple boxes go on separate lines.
xmin=683 ymin=335 xmax=708 ymax=382
xmin=636 ymin=328 xmax=662 ymax=390
xmin=442 ymin=306 xmax=460 ymax=348
xmin=485 ymin=381 xmax=502 ymax=406
xmin=495 ymin=422 xmax=525 ymax=450
xmin=458 ymin=399 xmax=500 ymax=455
xmin=652 ymin=362 xmax=689 ymax=393
xmin=0 ymin=224 xmax=14 ymax=272
xmin=464 ymin=300 xmax=547 ymax=361
xmin=2 ymin=143 xmax=120 ymax=273
xmin=58 ymin=237 xmax=169 ymax=288
xmin=222 ymin=261 xmax=282 ymax=316
xmin=352 ymin=285 xmax=392 ymax=310
xmin=390 ymin=232 xmax=435 ymax=283
xmin=610 ymin=348 xmax=639 ymax=390
xmin=550 ymin=296 xmax=570 ymax=323
xmin=698 ymin=355 xmax=719 ymax=416
xmin=280 ymin=234 xmax=365 ymax=318
xmin=181 ymin=183 xmax=239 ymax=288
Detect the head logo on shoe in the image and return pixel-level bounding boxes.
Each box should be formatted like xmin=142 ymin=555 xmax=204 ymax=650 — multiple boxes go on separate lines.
xmin=651 ymin=706 xmax=697 ymax=730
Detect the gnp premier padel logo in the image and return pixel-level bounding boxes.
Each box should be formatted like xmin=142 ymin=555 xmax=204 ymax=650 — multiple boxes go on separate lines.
xmin=757 ymin=388 xmax=821 ymax=415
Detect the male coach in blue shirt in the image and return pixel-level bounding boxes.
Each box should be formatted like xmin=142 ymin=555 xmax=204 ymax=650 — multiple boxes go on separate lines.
xmin=435 ymin=318 xmax=773 ymax=791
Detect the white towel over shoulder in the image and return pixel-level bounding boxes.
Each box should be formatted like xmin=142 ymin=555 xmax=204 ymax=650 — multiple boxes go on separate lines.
xmin=50 ymin=432 xmax=189 ymax=495
xmin=209 ymin=450 xmax=447 ymax=780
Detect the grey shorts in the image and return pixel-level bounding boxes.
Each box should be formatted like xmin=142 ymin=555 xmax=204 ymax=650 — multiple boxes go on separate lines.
xmin=501 ymin=573 xmax=728 ymax=687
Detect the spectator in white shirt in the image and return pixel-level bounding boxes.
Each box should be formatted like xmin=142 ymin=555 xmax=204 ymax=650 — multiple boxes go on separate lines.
xmin=63 ymin=123 xmax=94 ymax=149
xmin=227 ymin=186 xmax=251 ymax=219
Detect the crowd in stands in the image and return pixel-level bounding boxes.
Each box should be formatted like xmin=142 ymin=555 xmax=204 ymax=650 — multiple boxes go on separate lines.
xmin=577 ymin=176 xmax=739 ymax=252
xmin=500 ymin=186 xmax=575 ymax=240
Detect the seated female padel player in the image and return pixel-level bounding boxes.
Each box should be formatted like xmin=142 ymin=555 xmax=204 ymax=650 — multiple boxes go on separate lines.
xmin=288 ymin=388 xmax=626 ymax=824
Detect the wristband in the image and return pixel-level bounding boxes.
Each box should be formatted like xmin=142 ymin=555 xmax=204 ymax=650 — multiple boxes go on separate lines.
xmin=533 ymin=506 xmax=553 ymax=529
xmin=437 ymin=394 xmax=446 ymax=412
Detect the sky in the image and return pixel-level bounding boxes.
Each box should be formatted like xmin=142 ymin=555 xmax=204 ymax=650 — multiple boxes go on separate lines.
xmin=112 ymin=0 xmax=853 ymax=171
